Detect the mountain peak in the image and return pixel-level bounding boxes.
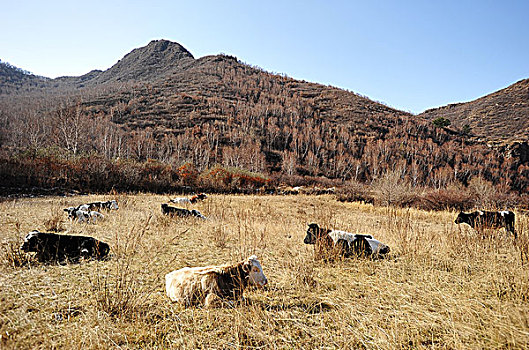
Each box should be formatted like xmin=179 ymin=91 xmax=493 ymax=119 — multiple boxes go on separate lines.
xmin=87 ymin=39 xmax=195 ymax=84
xmin=142 ymin=39 xmax=194 ymax=59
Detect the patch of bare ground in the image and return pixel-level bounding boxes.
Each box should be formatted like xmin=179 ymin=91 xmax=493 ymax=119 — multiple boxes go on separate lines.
xmin=1 ymin=194 xmax=528 ymax=349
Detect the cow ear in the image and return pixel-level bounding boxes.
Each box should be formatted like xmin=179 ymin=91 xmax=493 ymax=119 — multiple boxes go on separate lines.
xmin=242 ymin=261 xmax=251 ymax=272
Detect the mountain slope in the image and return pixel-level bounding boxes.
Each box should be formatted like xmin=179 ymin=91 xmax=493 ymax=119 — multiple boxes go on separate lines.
xmin=0 ymin=60 xmax=49 ymax=93
xmin=3 ymin=39 xmax=529 ymax=193
xmin=420 ymin=79 xmax=529 ymax=141
xmin=81 ymin=51 xmax=410 ymax=137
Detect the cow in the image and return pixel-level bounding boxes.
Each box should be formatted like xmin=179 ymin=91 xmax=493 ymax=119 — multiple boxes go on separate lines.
xmin=161 ymin=203 xmax=206 ymax=219
xmin=454 ymin=210 xmax=516 ymax=238
xmin=20 ymin=230 xmax=110 ymax=263
xmin=165 ymin=255 xmax=268 ymax=307
xmin=190 ymin=193 xmax=207 ymax=203
xmin=169 ymin=197 xmax=192 ymax=205
xmin=78 ymin=200 xmax=119 ymax=211
xmin=170 ymin=193 xmax=207 ymax=205
xmin=64 ymin=207 xmax=104 ymax=223
xmin=303 ymin=223 xmax=390 ymax=259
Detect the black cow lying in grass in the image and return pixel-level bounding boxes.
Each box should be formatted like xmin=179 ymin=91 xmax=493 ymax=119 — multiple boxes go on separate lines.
xmin=161 ymin=204 xmax=206 ymax=219
xmin=455 ymin=210 xmax=516 ymax=238
xmin=20 ymin=230 xmax=110 ymax=263
xmin=304 ymin=223 xmax=390 ymax=259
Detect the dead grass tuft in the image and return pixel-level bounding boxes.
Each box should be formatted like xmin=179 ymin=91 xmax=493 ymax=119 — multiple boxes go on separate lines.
xmin=0 ymin=238 xmax=33 ymax=268
xmin=89 ymin=215 xmax=163 ymax=319
xmin=43 ymin=208 xmax=65 ymax=232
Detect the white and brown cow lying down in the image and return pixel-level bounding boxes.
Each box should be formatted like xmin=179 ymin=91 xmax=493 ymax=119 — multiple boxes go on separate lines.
xmin=304 ymin=223 xmax=390 ymax=259
xmin=455 ymin=210 xmax=516 ymax=238
xmin=161 ymin=203 xmax=206 ymax=219
xmin=169 ymin=193 xmax=207 ymax=205
xmin=64 ymin=207 xmax=104 ymax=224
xmin=20 ymin=230 xmax=110 ymax=263
xmin=165 ymin=255 xmax=268 ymax=307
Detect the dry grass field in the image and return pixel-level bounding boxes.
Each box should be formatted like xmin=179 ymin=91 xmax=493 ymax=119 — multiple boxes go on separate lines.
xmin=1 ymin=194 xmax=529 ymax=349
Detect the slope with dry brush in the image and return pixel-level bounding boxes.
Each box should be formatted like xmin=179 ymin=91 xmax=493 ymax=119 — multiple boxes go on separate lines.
xmin=1 ymin=194 xmax=528 ymax=349
xmin=421 ymin=78 xmax=529 ymax=141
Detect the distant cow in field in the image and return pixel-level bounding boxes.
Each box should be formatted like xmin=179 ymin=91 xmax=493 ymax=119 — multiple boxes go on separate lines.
xmin=455 ymin=210 xmax=516 ymax=238
xmin=20 ymin=230 xmax=110 ymax=263
xmin=303 ymin=223 xmax=390 ymax=259
xmin=170 ymin=193 xmax=207 ymax=205
xmin=64 ymin=207 xmax=104 ymax=224
xmin=79 ymin=200 xmax=118 ymax=211
xmin=165 ymin=255 xmax=268 ymax=307
xmin=161 ymin=203 xmax=206 ymax=219
xmin=169 ymin=197 xmax=192 ymax=205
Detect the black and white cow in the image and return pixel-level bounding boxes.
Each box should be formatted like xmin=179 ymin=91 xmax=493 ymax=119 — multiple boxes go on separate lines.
xmin=161 ymin=204 xmax=206 ymax=219
xmin=64 ymin=207 xmax=104 ymax=223
xmin=303 ymin=223 xmax=390 ymax=258
xmin=169 ymin=194 xmax=207 ymax=205
xmin=454 ymin=210 xmax=516 ymax=238
xmin=79 ymin=200 xmax=118 ymax=211
xmin=20 ymin=230 xmax=110 ymax=263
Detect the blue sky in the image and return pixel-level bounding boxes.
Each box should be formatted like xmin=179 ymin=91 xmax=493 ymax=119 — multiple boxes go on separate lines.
xmin=1 ymin=0 xmax=528 ymax=113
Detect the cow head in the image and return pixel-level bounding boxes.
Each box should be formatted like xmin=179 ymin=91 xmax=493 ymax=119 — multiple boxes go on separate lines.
xmin=64 ymin=207 xmax=78 ymax=218
xmin=109 ymin=200 xmax=119 ymax=210
xmin=304 ymin=223 xmax=326 ymax=244
xmin=20 ymin=230 xmax=42 ymax=252
xmin=243 ymin=255 xmax=268 ymax=287
xmin=364 ymin=237 xmax=390 ymax=256
xmin=191 ymin=209 xmax=206 ymax=219
xmin=455 ymin=212 xmax=469 ymax=225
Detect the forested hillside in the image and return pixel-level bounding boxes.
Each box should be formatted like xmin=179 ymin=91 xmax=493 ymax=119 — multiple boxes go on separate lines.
xmin=1 ymin=40 xmax=528 ymax=200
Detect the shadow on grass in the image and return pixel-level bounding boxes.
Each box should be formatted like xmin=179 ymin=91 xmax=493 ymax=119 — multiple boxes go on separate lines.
xmin=249 ymin=298 xmax=335 ymax=314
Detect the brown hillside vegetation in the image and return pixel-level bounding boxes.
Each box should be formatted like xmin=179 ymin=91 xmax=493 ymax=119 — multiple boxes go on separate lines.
xmin=1 ymin=40 xmax=529 ymax=195
xmin=1 ymin=194 xmax=528 ymax=348
xmin=421 ymin=78 xmax=529 ymax=141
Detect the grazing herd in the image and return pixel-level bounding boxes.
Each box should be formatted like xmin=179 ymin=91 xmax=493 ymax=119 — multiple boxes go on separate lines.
xmin=63 ymin=200 xmax=119 ymax=224
xmin=16 ymin=192 xmax=519 ymax=308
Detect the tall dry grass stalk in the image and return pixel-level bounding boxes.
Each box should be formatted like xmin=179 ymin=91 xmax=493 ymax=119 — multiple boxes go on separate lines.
xmin=43 ymin=207 xmax=65 ymax=232
xmin=88 ymin=214 xmax=173 ymax=319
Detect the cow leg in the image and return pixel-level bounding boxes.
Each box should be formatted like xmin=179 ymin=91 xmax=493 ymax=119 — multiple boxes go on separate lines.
xmin=204 ymin=293 xmax=222 ymax=308
xmin=335 ymin=239 xmax=350 ymax=258
xmin=505 ymin=221 xmax=517 ymax=238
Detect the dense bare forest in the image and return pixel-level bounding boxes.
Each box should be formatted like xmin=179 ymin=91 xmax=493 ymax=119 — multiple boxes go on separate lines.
xmin=1 ymin=41 xmax=529 ymax=206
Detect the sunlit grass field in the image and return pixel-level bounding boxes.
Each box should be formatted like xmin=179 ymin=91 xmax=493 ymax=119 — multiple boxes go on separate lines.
xmin=1 ymin=194 xmax=528 ymax=349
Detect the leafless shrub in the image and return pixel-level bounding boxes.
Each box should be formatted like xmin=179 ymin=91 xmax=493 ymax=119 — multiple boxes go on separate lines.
xmin=43 ymin=208 xmax=65 ymax=232
xmin=336 ymin=180 xmax=374 ymax=203
xmin=416 ymin=187 xmax=474 ymax=211
xmin=372 ymin=170 xmax=417 ymax=207
xmin=468 ymin=176 xmax=498 ymax=209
